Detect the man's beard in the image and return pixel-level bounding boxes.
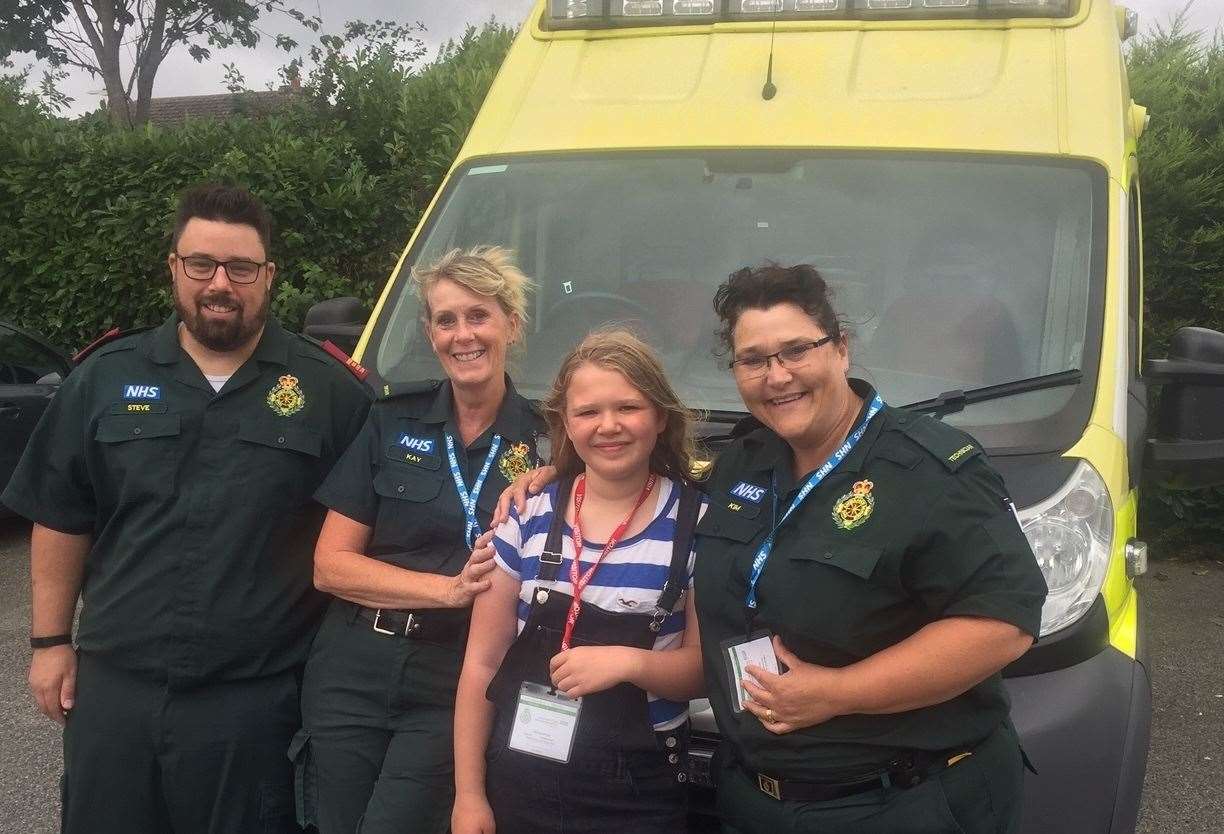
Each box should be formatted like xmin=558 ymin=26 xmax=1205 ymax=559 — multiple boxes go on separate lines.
xmin=175 ymin=285 xmax=269 ymax=352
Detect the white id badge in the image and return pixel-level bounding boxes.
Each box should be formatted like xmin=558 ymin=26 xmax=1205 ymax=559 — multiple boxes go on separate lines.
xmin=722 ymin=631 xmax=780 ymax=713
xmin=507 ymin=682 xmax=582 ymax=763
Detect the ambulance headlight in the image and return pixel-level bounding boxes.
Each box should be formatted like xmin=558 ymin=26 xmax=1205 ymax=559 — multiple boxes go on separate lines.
xmin=1016 ymin=460 xmax=1114 ymax=637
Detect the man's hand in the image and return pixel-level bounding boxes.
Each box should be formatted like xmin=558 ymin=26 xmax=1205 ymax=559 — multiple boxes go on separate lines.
xmin=491 ymin=466 xmax=558 ymax=527
xmin=446 ymin=530 xmax=498 ymax=608
xmin=549 ymin=646 xmax=642 ymax=698
xmin=29 ymin=644 xmax=77 ymax=726
xmin=741 ymin=636 xmax=847 ymax=734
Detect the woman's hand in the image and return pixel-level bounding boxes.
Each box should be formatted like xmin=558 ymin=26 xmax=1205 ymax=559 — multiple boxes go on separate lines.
xmin=741 ymin=636 xmax=848 ymax=734
xmin=452 ymin=792 xmax=496 ymax=834
xmin=492 ymin=465 xmax=558 ymax=526
xmin=446 ymin=530 xmax=498 ymax=608
xmin=549 ymin=646 xmax=643 ymax=698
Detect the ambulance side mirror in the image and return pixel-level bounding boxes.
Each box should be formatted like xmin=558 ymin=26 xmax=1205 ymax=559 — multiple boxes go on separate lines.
xmin=1143 ymin=326 xmax=1224 ymax=489
xmin=304 ymin=297 xmax=369 ymax=355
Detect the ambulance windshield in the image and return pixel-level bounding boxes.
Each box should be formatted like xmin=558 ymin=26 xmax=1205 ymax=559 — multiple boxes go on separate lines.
xmin=371 ymin=152 xmax=1105 ymax=451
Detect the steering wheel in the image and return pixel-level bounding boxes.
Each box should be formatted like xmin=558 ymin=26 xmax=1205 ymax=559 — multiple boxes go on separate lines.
xmin=541 ymin=291 xmax=661 ymax=344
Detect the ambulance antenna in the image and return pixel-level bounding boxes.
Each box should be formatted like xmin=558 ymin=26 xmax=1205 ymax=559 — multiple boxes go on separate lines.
xmin=762 ymin=9 xmax=778 ymax=100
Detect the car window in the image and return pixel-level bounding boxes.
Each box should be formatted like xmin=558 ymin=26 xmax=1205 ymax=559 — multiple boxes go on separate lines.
xmin=0 ymin=325 xmax=69 ymax=385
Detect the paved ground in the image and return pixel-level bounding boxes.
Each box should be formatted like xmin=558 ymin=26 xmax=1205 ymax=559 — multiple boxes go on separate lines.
xmin=1135 ymin=553 xmax=1224 ymax=833
xmin=0 ymin=516 xmax=1220 ymax=833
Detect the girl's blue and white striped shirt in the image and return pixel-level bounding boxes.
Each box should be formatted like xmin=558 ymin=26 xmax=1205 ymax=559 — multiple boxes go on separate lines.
xmin=492 ymin=477 xmax=706 ymax=731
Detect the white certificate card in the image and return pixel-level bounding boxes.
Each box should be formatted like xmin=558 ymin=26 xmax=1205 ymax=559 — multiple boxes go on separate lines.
xmin=723 ymin=632 xmax=780 ymax=712
xmin=507 ymin=682 xmax=582 ymax=763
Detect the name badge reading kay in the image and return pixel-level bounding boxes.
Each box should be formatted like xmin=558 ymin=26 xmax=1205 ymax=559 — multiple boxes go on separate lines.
xmin=508 ymin=682 xmax=582 ymax=763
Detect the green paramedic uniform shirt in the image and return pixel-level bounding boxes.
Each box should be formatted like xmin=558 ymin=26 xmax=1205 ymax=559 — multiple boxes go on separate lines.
xmin=311 ymin=375 xmax=546 ymax=700
xmin=693 ymin=380 xmax=1048 ymax=782
xmin=1 ymin=315 xmax=373 ymax=685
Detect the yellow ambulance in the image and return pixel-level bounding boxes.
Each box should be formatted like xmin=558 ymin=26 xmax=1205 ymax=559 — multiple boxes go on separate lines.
xmin=308 ymin=0 xmax=1224 ymax=829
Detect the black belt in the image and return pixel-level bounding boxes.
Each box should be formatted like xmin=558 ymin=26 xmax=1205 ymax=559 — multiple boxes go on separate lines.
xmin=352 ymin=605 xmax=467 ymax=647
xmin=750 ymin=749 xmax=973 ymax=802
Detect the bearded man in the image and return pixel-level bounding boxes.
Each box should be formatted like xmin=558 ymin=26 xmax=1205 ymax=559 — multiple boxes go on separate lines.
xmin=3 ymin=184 xmax=372 ymax=833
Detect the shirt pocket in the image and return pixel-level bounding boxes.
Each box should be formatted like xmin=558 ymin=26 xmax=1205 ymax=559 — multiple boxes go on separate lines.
xmin=94 ymin=414 xmax=183 ymax=501
xmin=236 ymin=422 xmax=324 ymax=509
xmin=693 ymin=508 xmax=766 ymax=598
xmin=777 ymin=540 xmax=890 ymax=662
xmin=371 ymin=467 xmax=463 ymax=573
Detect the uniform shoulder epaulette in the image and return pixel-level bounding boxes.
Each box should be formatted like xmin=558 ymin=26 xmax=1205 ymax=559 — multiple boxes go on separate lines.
xmin=72 ymin=325 xmax=153 ymax=365
xmin=379 ymin=379 xmax=444 ymax=400
xmin=296 ymin=334 xmax=370 ymax=382
xmin=895 ymin=411 xmax=982 ymax=472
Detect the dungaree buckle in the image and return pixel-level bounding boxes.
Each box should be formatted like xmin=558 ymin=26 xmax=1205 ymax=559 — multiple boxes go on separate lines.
xmin=371 ymin=609 xmax=415 ymax=636
xmin=757 ymin=774 xmax=782 ymax=800
xmin=648 ymin=607 xmax=668 ymax=633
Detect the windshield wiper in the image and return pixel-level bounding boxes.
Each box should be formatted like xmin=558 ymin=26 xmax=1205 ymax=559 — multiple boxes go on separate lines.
xmin=902 ymin=369 xmax=1083 ymax=418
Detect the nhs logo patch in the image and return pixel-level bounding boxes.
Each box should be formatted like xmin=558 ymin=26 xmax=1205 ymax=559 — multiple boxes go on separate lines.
xmin=729 ymin=481 xmax=766 ymax=504
xmin=398 ymin=434 xmax=436 ymax=455
xmin=122 ymin=384 xmax=161 ymax=400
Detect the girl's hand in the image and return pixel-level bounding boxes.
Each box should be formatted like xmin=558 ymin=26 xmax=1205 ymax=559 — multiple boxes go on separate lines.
xmin=549 ymin=646 xmax=643 ymax=698
xmin=452 ymin=792 xmax=496 ymax=834
xmin=446 ymin=530 xmax=498 ymax=608
xmin=492 ymin=465 xmax=558 ymax=526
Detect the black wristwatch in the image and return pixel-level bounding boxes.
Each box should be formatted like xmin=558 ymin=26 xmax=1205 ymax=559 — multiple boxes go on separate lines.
xmin=30 ymin=634 xmax=73 ymax=649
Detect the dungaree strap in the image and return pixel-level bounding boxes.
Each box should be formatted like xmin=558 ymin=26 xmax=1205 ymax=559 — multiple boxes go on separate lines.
xmin=650 ymin=483 xmax=701 ymax=631
xmin=537 ymin=478 xmax=699 ymax=624
xmin=537 ymin=477 xmax=575 ymax=583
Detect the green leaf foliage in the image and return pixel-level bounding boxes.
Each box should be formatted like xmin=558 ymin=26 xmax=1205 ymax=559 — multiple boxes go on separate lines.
xmin=1128 ymin=19 xmax=1224 ymax=549
xmin=0 ymin=21 xmax=514 ymax=350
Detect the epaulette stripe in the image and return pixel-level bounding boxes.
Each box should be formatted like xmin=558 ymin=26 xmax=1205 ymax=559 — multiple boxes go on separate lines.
xmin=321 ymin=339 xmax=370 ymax=382
xmin=72 ymin=327 xmax=123 ymax=364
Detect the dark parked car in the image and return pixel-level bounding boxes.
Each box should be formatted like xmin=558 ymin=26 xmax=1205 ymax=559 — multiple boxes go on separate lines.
xmin=0 ymin=322 xmax=71 ymax=516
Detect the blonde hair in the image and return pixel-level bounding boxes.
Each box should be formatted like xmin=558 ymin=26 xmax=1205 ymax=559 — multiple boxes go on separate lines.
xmin=542 ymin=328 xmax=702 ymax=484
xmin=412 ymin=245 xmax=533 ymax=324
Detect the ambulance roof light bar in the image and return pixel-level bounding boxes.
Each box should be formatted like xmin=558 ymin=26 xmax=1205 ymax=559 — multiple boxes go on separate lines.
xmin=546 ymin=0 xmax=1074 ymax=28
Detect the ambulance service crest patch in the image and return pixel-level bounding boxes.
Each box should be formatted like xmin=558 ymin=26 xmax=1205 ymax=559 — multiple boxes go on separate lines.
xmin=266 ymin=374 xmax=306 ymax=417
xmin=498 ymin=441 xmax=533 ymax=483
xmin=832 ymin=479 xmax=875 ymax=531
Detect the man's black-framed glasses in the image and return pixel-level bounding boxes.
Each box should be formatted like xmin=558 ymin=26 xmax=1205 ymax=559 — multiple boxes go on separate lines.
xmin=174 ymin=252 xmax=267 ymax=284
xmin=729 ymin=335 xmax=836 ymax=379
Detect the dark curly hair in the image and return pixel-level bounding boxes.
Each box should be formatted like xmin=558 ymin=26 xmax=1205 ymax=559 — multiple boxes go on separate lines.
xmin=712 ymin=262 xmax=842 ymax=356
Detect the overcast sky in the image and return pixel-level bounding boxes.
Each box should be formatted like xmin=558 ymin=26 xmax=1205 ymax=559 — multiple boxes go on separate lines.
xmin=17 ymin=0 xmax=1222 ymax=117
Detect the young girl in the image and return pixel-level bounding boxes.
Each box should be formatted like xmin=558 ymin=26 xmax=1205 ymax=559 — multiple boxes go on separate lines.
xmin=452 ymin=329 xmax=706 ymax=834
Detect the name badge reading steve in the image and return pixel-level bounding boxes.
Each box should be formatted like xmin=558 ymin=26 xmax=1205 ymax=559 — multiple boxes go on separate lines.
xmin=508 ymin=682 xmax=582 ymax=763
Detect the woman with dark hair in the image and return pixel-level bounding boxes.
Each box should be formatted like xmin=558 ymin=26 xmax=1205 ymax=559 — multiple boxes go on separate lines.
xmin=695 ymin=262 xmax=1046 ymax=833
xmin=499 ymin=262 xmax=1047 ymax=833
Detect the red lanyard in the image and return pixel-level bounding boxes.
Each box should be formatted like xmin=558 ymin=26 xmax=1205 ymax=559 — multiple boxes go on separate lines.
xmin=560 ymin=472 xmax=658 ymax=651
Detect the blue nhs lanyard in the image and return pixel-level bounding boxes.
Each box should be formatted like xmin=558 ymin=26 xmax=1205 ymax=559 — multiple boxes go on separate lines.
xmin=444 ymin=432 xmax=502 ymax=550
xmin=745 ymin=394 xmax=884 ymax=609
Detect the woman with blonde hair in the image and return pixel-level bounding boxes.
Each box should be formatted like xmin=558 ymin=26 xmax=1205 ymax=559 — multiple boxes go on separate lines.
xmin=293 ymin=246 xmax=548 ymax=833
xmin=452 ymin=328 xmax=707 ymax=834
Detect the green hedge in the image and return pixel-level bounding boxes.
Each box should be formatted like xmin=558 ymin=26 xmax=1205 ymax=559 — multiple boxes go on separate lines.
xmin=0 ymin=23 xmax=515 ymax=346
xmin=1128 ymin=25 xmax=1224 ymax=548
xmin=1 ymin=21 xmax=1221 ymax=546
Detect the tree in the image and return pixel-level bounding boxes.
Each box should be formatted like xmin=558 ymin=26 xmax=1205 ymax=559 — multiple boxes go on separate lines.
xmin=0 ymin=1 xmax=320 ymax=128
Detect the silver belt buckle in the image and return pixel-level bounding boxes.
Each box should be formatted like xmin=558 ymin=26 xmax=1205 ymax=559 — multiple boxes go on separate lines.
xmin=371 ymin=608 xmax=395 ymax=635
